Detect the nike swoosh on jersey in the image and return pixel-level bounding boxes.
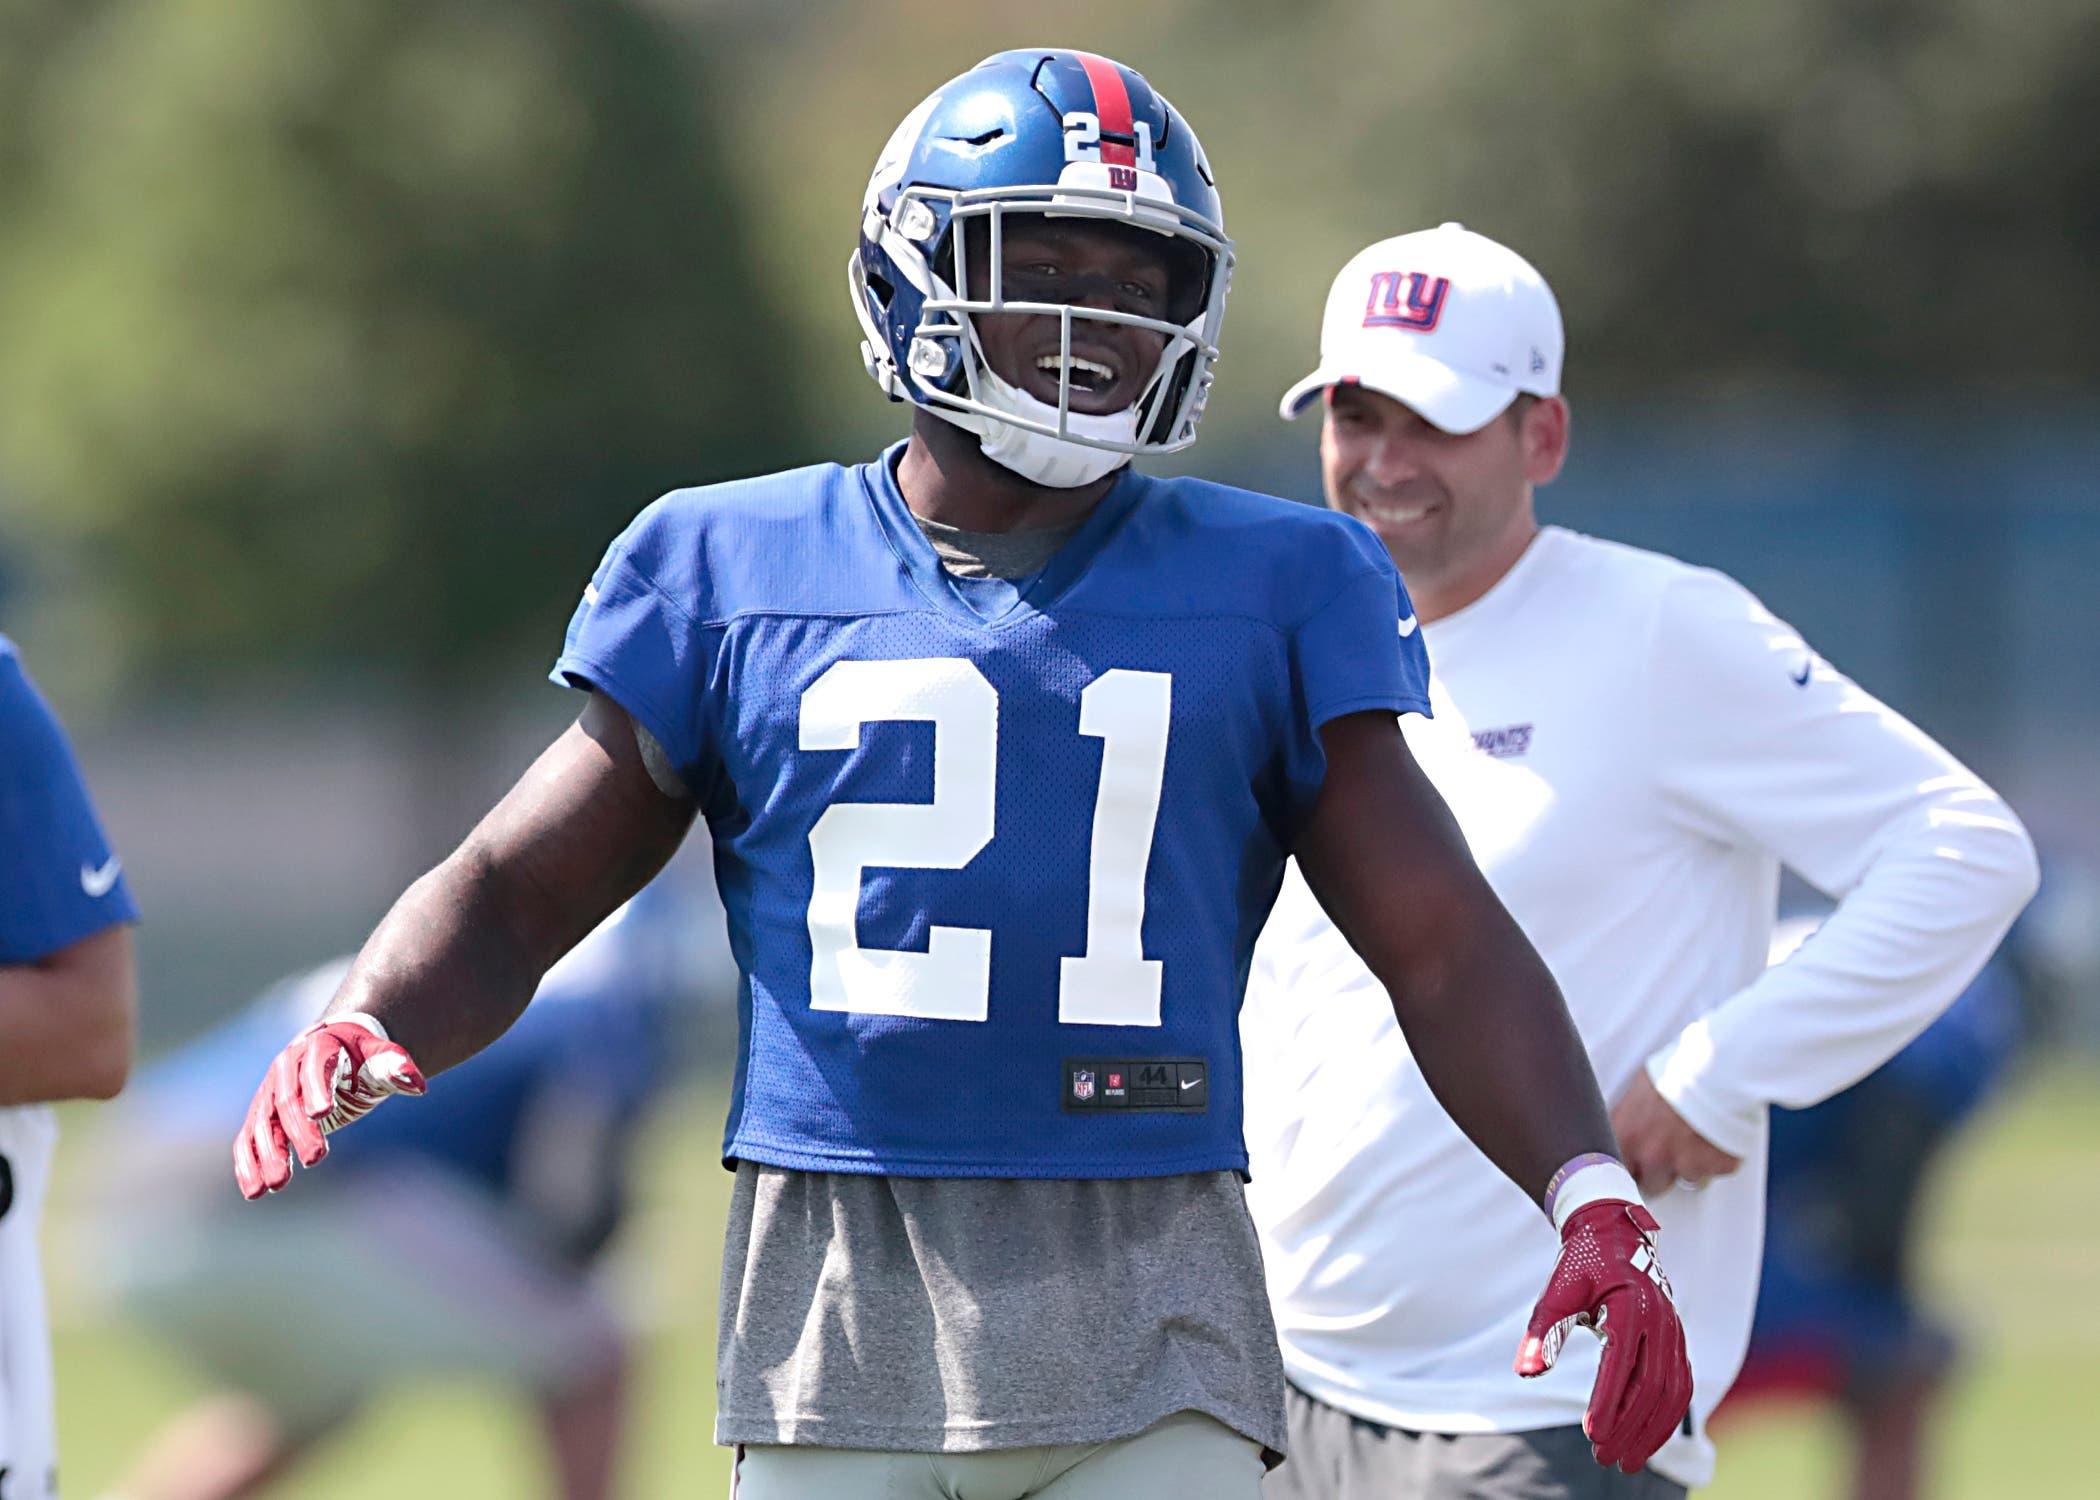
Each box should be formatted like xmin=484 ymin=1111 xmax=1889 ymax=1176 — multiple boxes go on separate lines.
xmin=1397 ymin=615 xmax=1419 ymax=638
xmin=1790 ymin=656 xmax=1812 ymax=687
xmin=81 ymin=856 xmax=123 ymax=898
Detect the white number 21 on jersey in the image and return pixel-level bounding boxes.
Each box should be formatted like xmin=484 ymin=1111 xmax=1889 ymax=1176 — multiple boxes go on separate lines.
xmin=800 ymin=658 xmax=1170 ymax=1027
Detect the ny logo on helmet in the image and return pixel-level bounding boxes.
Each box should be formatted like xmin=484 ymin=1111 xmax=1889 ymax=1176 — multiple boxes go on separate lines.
xmin=1364 ymin=271 xmax=1450 ymax=332
xmin=1064 ymin=111 xmax=1155 ymax=191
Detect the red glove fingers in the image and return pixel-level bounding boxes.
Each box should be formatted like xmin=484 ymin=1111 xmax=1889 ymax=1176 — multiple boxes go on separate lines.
xmin=232 ymin=1071 xmax=291 ymax=1196
xmin=278 ymin=1041 xmax=330 ymax=1166
xmin=1633 ymin=1297 xmax=1693 ymax=1467
xmin=232 ymin=1015 xmax=426 ymax=1200
xmin=1590 ymin=1288 xmax=1675 ymax=1470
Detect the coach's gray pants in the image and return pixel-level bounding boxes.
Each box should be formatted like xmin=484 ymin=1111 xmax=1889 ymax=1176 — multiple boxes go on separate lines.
xmin=1264 ymin=1384 xmax=1687 ymax=1500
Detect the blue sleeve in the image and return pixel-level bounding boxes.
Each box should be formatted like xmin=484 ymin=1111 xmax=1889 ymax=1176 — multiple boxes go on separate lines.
xmin=548 ymin=498 xmax=724 ymax=782
xmin=1280 ymin=539 xmax=1434 ymax=817
xmin=0 ymin=649 xmax=139 ymax=964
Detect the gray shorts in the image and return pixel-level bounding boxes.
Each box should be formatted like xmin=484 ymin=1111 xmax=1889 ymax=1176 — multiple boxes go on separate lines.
xmin=1264 ymin=1385 xmax=1687 ymax=1500
xmin=730 ymin=1411 xmax=1265 ymax=1500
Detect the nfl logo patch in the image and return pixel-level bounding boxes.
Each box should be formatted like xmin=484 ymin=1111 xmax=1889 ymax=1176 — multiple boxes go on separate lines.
xmin=1072 ymin=1069 xmax=1095 ymax=1102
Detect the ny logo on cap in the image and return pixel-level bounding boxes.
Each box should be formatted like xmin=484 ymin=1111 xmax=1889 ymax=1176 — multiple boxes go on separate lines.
xmin=1364 ymin=271 xmax=1450 ymax=332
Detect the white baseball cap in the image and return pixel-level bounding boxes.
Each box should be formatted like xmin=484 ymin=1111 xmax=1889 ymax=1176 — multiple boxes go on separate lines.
xmin=1279 ymin=222 xmax=1564 ymax=435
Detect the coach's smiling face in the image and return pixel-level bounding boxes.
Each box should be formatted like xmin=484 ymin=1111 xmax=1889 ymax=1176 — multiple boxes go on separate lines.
xmin=1322 ymin=383 xmax=1569 ymax=620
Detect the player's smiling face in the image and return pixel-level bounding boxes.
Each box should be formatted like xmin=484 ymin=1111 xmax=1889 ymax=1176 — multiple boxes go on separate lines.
xmin=1321 ymin=383 xmax=1566 ymax=606
xmin=964 ymin=217 xmax=1177 ymax=416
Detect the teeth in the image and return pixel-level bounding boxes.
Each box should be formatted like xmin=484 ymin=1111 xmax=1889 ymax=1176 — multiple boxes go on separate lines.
xmin=1035 ymin=353 xmax=1116 ymax=385
xmin=1368 ymin=501 xmax=1434 ymax=523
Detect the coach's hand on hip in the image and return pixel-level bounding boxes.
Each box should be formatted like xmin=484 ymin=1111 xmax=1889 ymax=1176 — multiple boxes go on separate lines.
xmin=1611 ymin=1070 xmax=1740 ymax=1196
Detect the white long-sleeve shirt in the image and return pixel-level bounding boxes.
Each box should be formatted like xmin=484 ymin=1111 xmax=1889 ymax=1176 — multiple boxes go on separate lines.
xmin=1241 ymin=525 xmax=2038 ymax=1487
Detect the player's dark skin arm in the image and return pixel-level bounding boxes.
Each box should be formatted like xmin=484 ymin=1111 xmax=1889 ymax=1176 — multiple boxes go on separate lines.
xmin=1293 ymin=710 xmax=1617 ymax=1203
xmin=323 ymin=694 xmax=693 ymax=1073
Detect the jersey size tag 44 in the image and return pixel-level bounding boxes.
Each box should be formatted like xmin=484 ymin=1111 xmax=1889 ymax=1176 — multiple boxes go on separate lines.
xmin=1064 ymin=1058 xmax=1208 ymax=1112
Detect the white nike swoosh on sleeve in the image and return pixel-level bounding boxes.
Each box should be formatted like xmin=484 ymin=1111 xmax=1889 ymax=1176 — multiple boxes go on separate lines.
xmin=80 ymin=857 xmax=123 ymax=897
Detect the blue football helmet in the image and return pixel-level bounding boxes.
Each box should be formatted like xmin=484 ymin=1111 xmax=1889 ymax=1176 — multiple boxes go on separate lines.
xmin=851 ymin=49 xmax=1233 ymax=488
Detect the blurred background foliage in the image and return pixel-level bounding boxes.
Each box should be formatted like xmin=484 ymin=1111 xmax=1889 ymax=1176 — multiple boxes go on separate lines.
xmin=1 ymin=0 xmax=2096 ymax=695
xmin=0 ymin=0 xmax=795 ymax=694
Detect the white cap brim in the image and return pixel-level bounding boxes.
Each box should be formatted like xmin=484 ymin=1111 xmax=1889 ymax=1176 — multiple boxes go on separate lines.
xmin=1278 ymin=352 xmax=1520 ymax=436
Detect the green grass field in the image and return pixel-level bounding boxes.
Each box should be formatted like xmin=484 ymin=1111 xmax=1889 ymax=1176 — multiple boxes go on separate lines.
xmin=47 ymin=1067 xmax=2100 ymax=1498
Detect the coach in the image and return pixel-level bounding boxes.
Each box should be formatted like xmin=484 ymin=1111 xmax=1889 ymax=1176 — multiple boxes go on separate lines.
xmin=1242 ymin=224 xmax=2038 ymax=1497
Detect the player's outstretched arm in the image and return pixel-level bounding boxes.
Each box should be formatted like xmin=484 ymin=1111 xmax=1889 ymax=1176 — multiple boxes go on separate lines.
xmin=233 ymin=693 xmax=695 ymax=1198
xmin=1294 ymin=710 xmax=1691 ymax=1471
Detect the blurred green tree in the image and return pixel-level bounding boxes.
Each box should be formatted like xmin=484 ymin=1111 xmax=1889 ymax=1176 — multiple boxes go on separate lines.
xmin=0 ymin=0 xmax=805 ymax=692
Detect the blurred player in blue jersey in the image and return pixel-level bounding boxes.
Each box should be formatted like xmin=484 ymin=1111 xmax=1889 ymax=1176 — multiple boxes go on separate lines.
xmin=1 ymin=635 xmax=138 ymax=1500
xmin=1724 ymin=918 xmax=2027 ymax=1500
xmin=228 ymin=50 xmax=1691 ymax=1497
xmin=95 ymin=879 xmax=699 ymax=1500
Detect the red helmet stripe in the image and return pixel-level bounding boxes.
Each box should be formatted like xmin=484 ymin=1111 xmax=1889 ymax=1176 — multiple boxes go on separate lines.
xmin=1072 ymin=52 xmax=1137 ymax=166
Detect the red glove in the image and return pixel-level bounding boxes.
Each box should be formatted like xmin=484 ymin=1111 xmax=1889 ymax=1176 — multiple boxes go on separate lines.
xmin=1515 ymin=1199 xmax=1693 ymax=1473
xmin=232 ymin=1013 xmax=426 ymax=1199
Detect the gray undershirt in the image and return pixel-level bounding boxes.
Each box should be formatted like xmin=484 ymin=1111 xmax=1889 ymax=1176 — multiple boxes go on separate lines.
xmin=911 ymin=511 xmax=1082 ymax=580
xmin=637 ymin=512 xmax=1287 ymax=1458
xmin=716 ymin=1164 xmax=1282 ymax=1456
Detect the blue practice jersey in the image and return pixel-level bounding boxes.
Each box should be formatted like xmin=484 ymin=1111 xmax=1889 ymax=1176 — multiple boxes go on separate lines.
xmin=0 ymin=636 xmax=138 ymax=964
xmin=553 ymin=445 xmax=1430 ymax=1178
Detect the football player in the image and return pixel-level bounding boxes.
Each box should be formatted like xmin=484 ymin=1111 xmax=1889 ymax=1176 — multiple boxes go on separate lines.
xmin=231 ymin=54 xmax=1690 ymax=1498
xmin=1241 ymin=224 xmax=2037 ymax=1498
xmin=1 ymin=635 xmax=138 ymax=1500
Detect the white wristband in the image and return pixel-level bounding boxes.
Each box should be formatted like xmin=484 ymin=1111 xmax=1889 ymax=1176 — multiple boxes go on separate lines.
xmin=1547 ymin=1158 xmax=1645 ymax=1233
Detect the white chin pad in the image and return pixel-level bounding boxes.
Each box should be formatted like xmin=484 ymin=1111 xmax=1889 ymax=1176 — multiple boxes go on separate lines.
xmin=951 ymin=363 xmax=1139 ymax=488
